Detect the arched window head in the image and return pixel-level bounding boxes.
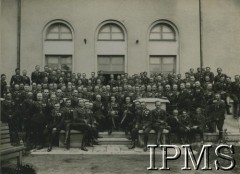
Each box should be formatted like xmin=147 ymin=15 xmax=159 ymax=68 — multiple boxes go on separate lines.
xmin=98 ymin=23 xmax=124 ymax=41
xmin=149 ymin=23 xmax=175 ymax=41
xmin=46 ymin=23 xmax=72 ymax=40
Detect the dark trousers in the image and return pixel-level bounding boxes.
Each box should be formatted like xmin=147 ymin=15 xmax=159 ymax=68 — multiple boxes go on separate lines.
xmin=216 ymin=118 xmax=225 ymax=140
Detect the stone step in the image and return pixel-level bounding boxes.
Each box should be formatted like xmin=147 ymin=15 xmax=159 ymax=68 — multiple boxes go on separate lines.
xmin=98 ymin=137 xmax=131 ymax=145
xmin=203 ymin=132 xmax=240 ymax=142
xmin=99 ymin=131 xmax=127 ymax=138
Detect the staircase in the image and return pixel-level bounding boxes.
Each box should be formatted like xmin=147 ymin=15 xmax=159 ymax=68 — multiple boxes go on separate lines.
xmin=98 ymin=132 xmax=131 ymax=145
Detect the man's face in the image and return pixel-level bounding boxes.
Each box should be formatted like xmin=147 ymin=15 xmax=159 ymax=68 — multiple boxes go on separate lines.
xmin=155 ymin=102 xmax=161 ymax=109
xmin=111 ymin=97 xmax=116 ymax=102
xmin=37 ymin=94 xmax=43 ymax=101
xmin=96 ymin=95 xmax=101 ymax=101
xmin=141 ymin=102 xmax=146 ymax=109
xmin=44 ymin=90 xmax=49 ymax=97
xmin=215 ymin=94 xmax=220 ymax=100
xmin=126 ymin=97 xmax=131 ymax=103
xmin=35 ymin=66 xmax=40 ymax=71
xmin=66 ymin=100 xmax=71 ymax=107
xmin=217 ymin=69 xmax=222 ymax=74
xmin=173 ymin=110 xmax=178 ymax=116
xmin=16 ymin=69 xmax=20 ymax=75
xmin=78 ymin=100 xmax=85 ymax=107
xmin=54 ymin=104 xmax=60 ymax=111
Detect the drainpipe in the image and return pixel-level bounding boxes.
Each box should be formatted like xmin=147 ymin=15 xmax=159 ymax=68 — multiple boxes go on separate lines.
xmin=17 ymin=0 xmax=21 ymax=69
xmin=199 ymin=0 xmax=203 ymax=70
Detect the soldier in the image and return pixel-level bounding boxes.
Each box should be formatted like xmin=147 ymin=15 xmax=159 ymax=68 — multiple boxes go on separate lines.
xmin=192 ymin=81 xmax=205 ymax=109
xmin=189 ymin=107 xmax=206 ymax=143
xmin=92 ymin=94 xmax=106 ymax=131
xmin=30 ymin=93 xmax=47 ymax=149
xmin=1 ymin=93 xmax=20 ymax=145
xmin=139 ymin=102 xmax=151 ymax=152
xmin=10 ymin=68 xmax=23 ymax=87
xmin=150 ymin=101 xmax=168 ymax=145
xmin=106 ymin=96 xmax=120 ymax=135
xmin=21 ymin=92 xmax=34 ymax=146
xmin=61 ymin=99 xmax=74 ymax=149
xmin=12 ymin=84 xmax=23 ymax=131
xmin=46 ymin=103 xmax=64 ymax=152
xmin=84 ymin=102 xmax=99 ymax=146
xmin=128 ymin=101 xmax=142 ymax=149
xmin=22 ymin=69 xmax=31 ymax=85
xmin=1 ymin=74 xmax=7 ymax=97
xmin=208 ymin=93 xmax=226 ymax=142
xmin=69 ymin=99 xmax=90 ymax=151
xmin=231 ymin=75 xmax=240 ymax=118
xmin=31 ymin=65 xmax=42 ymax=84
xmin=178 ymin=83 xmax=192 ymax=112
xmin=204 ymin=67 xmax=214 ymax=83
xmin=214 ymin=68 xmax=227 ymax=83
xmin=120 ymin=96 xmax=134 ymax=136
xmin=167 ymin=109 xmax=187 ymax=144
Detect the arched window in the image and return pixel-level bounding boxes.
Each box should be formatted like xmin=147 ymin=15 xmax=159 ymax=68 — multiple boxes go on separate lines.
xmin=149 ymin=23 xmax=175 ymax=41
xmin=46 ymin=23 xmax=72 ymax=40
xmin=98 ymin=23 xmax=124 ymax=41
xmin=96 ymin=21 xmax=127 ymax=79
xmin=148 ymin=21 xmax=179 ymax=74
xmin=43 ymin=20 xmax=74 ymax=72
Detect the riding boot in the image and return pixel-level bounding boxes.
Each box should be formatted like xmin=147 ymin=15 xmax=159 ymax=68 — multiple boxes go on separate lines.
xmin=143 ymin=134 xmax=148 ymax=152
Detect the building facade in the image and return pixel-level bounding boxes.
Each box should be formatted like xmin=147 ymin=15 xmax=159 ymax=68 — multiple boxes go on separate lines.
xmin=1 ymin=0 xmax=240 ymax=82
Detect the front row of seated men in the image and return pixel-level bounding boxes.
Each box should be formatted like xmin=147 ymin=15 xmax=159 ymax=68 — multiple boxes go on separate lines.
xmin=2 ymin=92 xmax=225 ymax=152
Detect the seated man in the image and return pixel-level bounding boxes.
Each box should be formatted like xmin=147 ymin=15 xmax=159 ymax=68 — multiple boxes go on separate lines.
xmin=84 ymin=102 xmax=99 ymax=146
xmin=46 ymin=103 xmax=64 ymax=152
xmin=67 ymin=99 xmax=91 ymax=151
xmin=189 ymin=107 xmax=206 ymax=143
xmin=150 ymin=101 xmax=168 ymax=145
xmin=140 ymin=102 xmax=151 ymax=152
xmin=61 ymin=99 xmax=74 ymax=149
xmin=167 ymin=109 xmax=188 ymax=144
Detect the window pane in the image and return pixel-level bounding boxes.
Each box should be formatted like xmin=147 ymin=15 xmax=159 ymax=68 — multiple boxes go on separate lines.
xmin=111 ymin=33 xmax=124 ymax=40
xmin=61 ymin=58 xmax=72 ymax=64
xmin=111 ymin=25 xmax=122 ymax=32
xmin=151 ymin=26 xmax=161 ymax=32
xmin=111 ymin=57 xmax=124 ymax=64
xmin=150 ymin=57 xmax=161 ymax=64
xmin=98 ymin=57 xmax=110 ymax=64
xmin=150 ymin=33 xmax=161 ymax=40
xmin=162 ymin=33 xmax=174 ymax=40
xmin=47 ymin=57 xmax=59 ymax=64
xmin=162 ymin=25 xmax=172 ymax=32
xmin=60 ymin=25 xmax=71 ymax=32
xmin=49 ymin=25 xmax=59 ymax=33
xmin=60 ymin=33 xmax=72 ymax=40
xmin=150 ymin=65 xmax=161 ymax=72
xmin=98 ymin=33 xmax=111 ymax=40
xmin=100 ymin=26 xmax=111 ymax=33
xmin=47 ymin=33 xmax=59 ymax=39
xmin=162 ymin=65 xmax=175 ymax=72
xmin=112 ymin=64 xmax=124 ymax=71
xmin=162 ymin=57 xmax=174 ymax=64
xmin=98 ymin=65 xmax=111 ymax=71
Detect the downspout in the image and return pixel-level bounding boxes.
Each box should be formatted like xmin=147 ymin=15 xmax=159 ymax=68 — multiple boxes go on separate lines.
xmin=17 ymin=0 xmax=21 ymax=69
xmin=199 ymin=0 xmax=203 ymax=70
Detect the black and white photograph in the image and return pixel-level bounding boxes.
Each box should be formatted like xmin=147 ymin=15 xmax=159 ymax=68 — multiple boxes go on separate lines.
xmin=0 ymin=0 xmax=240 ymax=173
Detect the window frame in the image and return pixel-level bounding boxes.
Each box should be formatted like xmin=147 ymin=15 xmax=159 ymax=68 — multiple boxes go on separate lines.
xmin=45 ymin=23 xmax=73 ymax=41
xmin=97 ymin=24 xmax=125 ymax=41
xmin=149 ymin=23 xmax=176 ymax=41
xmin=45 ymin=55 xmax=73 ymax=72
xmin=97 ymin=55 xmax=125 ymax=74
xmin=149 ymin=55 xmax=176 ymax=74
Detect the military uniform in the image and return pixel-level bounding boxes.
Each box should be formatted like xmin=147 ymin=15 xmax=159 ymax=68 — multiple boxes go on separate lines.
xmin=106 ymin=102 xmax=120 ymax=134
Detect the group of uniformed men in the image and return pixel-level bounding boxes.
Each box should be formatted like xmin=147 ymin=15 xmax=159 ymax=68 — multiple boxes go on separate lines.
xmin=1 ymin=65 xmax=240 ymax=151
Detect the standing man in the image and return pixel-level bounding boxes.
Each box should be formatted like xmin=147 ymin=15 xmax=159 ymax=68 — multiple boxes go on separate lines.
xmin=209 ymin=93 xmax=226 ymax=142
xmin=10 ymin=68 xmax=23 ymax=87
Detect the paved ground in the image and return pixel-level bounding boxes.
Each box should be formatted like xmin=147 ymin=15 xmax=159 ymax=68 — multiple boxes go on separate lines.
xmin=2 ymin=152 xmax=239 ymax=174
